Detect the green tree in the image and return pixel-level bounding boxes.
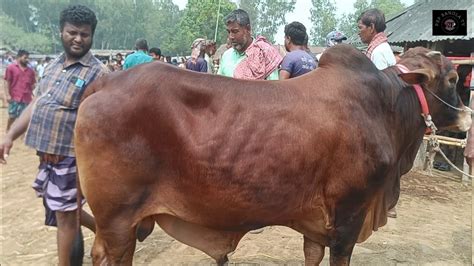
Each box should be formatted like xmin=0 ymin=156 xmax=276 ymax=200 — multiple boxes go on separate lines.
xmin=0 ymin=11 xmax=51 ymax=53
xmin=239 ymin=0 xmax=259 ymax=28
xmin=239 ymin=0 xmax=295 ymax=43
xmin=338 ymin=14 xmax=357 ymax=43
xmin=92 ymin=0 xmax=131 ymax=50
xmin=0 ymin=0 xmax=38 ymax=33
xmin=309 ymin=0 xmax=337 ymax=46
xmin=372 ymin=0 xmax=405 ymax=19
xmin=337 ymin=0 xmax=405 ymax=44
xmin=353 ymin=0 xmax=371 ymax=15
xmin=338 ymin=0 xmax=370 ymax=44
xmin=2 ymin=0 xmax=314 ymax=55
xmin=31 ymin=0 xmax=68 ymax=53
xmin=142 ymin=0 xmax=183 ymax=55
xmin=95 ymin=0 xmax=149 ymax=50
xmin=0 ymin=0 xmax=156 ymax=52
xmin=177 ymin=0 xmax=236 ymax=55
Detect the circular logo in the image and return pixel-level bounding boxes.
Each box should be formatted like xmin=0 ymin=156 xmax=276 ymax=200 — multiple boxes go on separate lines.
xmin=443 ymin=19 xmax=456 ymax=31
xmin=440 ymin=15 xmax=460 ymax=34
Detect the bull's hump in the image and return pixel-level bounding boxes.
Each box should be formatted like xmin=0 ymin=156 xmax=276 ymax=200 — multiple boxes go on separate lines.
xmin=319 ymin=44 xmax=377 ymax=73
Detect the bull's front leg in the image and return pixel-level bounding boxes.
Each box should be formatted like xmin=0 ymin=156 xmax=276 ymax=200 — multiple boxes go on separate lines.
xmin=303 ymin=236 xmax=325 ymax=265
xmin=328 ymin=210 xmax=366 ymax=266
xmin=91 ymin=213 xmax=138 ymax=266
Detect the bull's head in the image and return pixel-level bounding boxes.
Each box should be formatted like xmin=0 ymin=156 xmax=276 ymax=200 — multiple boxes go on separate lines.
xmin=398 ymin=47 xmax=471 ymax=132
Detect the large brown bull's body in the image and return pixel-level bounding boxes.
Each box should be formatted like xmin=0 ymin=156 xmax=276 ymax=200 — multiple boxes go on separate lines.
xmin=75 ymin=45 xmax=471 ymax=265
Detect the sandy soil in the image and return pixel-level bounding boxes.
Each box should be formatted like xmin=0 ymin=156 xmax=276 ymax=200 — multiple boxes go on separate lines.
xmin=0 ymin=106 xmax=471 ymax=265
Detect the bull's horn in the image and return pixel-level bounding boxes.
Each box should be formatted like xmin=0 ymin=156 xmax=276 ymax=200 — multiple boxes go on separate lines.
xmin=426 ymin=51 xmax=441 ymax=56
xmin=426 ymin=51 xmax=442 ymax=65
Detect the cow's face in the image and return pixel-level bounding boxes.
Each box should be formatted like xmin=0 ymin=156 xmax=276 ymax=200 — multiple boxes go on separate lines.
xmin=398 ymin=48 xmax=471 ymax=132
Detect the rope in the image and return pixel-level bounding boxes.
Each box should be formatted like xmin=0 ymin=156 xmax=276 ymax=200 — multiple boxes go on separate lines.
xmin=434 ymin=146 xmax=474 ymax=179
xmin=425 ymin=88 xmax=473 ymax=113
xmin=426 ymin=133 xmax=474 ymax=179
xmin=415 ymin=84 xmax=473 ymax=179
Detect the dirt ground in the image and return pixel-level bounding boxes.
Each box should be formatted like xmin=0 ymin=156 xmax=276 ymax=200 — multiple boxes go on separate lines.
xmin=0 ymin=106 xmax=472 ymax=265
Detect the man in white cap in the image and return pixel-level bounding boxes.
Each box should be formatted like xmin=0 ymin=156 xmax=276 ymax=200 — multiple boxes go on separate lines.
xmin=316 ymin=30 xmax=347 ymax=61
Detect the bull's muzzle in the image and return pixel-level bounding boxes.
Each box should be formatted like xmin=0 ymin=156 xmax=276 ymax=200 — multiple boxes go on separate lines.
xmin=456 ymin=106 xmax=472 ymax=132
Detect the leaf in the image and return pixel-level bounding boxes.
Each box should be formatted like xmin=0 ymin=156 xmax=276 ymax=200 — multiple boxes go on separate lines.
xmin=309 ymin=0 xmax=337 ymax=46
xmin=240 ymin=0 xmax=296 ymax=43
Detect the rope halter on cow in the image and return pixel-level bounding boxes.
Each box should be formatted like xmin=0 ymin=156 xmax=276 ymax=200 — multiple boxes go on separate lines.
xmin=396 ymin=64 xmax=474 ymax=180
xmin=424 ymin=88 xmax=474 ymax=114
xmin=396 ymin=64 xmax=437 ymax=133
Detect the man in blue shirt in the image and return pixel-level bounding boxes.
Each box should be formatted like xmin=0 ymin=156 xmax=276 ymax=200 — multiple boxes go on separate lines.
xmin=185 ymin=38 xmax=208 ymax=73
xmin=123 ymin=38 xmax=153 ymax=69
xmin=279 ymin=22 xmax=317 ymax=80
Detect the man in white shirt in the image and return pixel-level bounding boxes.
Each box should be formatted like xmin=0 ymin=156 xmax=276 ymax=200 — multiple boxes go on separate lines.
xmin=357 ymin=8 xmax=396 ymax=70
xmin=357 ymin=8 xmax=397 ymax=219
xmin=204 ymin=40 xmax=216 ymax=74
xmin=36 ymin=56 xmax=51 ymax=80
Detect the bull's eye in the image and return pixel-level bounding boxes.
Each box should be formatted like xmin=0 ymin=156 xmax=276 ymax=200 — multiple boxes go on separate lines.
xmin=449 ymin=77 xmax=457 ymax=84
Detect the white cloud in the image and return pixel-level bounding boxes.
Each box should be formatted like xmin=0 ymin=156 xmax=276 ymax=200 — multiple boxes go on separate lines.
xmin=173 ymin=0 xmax=187 ymax=10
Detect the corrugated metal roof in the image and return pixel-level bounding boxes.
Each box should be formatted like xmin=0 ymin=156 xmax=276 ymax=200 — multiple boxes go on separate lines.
xmin=385 ymin=0 xmax=473 ymax=43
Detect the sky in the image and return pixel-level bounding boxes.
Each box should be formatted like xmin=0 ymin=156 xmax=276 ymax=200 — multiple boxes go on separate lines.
xmin=172 ymin=0 xmax=415 ymax=44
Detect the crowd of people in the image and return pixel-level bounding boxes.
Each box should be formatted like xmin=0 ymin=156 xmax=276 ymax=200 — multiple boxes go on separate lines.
xmin=0 ymin=3 xmax=470 ymax=265
xmin=79 ymin=8 xmax=397 ymax=82
xmin=1 ymin=7 xmax=401 ymax=122
xmin=1 ymin=6 xmax=399 ymax=140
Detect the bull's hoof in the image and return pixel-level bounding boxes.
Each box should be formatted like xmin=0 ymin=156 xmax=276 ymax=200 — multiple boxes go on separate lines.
xmin=216 ymin=254 xmax=229 ymax=266
xmin=387 ymin=207 xmax=397 ymax=218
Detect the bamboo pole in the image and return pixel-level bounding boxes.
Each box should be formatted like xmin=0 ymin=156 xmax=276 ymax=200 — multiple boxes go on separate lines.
xmin=426 ymin=135 xmax=467 ymax=142
xmin=450 ymin=59 xmax=474 ymax=65
xmin=423 ymin=135 xmax=467 ymax=147
xmin=436 ymin=139 xmax=465 ymax=147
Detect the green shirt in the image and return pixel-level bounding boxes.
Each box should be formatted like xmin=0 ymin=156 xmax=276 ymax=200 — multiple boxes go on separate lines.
xmin=123 ymin=50 xmax=153 ymax=70
xmin=217 ymin=48 xmax=278 ymax=80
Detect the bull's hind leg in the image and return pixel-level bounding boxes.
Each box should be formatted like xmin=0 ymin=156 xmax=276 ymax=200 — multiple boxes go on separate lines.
xmin=91 ymin=215 xmax=137 ymax=266
xmin=155 ymin=214 xmax=245 ymax=265
xmin=304 ymin=236 xmax=325 ymax=265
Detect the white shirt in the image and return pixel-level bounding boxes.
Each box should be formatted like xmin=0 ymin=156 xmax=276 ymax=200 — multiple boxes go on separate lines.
xmin=36 ymin=63 xmax=46 ymax=78
xmin=204 ymin=54 xmax=213 ymax=74
xmin=370 ymin=42 xmax=396 ymax=70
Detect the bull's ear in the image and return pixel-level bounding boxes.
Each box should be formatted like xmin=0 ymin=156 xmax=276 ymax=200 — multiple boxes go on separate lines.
xmin=399 ymin=68 xmax=434 ymax=84
xmin=426 ymin=51 xmax=442 ymax=66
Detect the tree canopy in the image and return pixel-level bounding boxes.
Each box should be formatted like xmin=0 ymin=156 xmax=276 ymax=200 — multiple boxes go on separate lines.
xmin=0 ymin=10 xmax=51 ymax=53
xmin=309 ymin=0 xmax=337 ymax=46
xmin=240 ymin=0 xmax=296 ymax=43
xmin=310 ymin=0 xmax=407 ymax=46
xmin=0 ymin=0 xmax=408 ymax=55
xmin=177 ymin=0 xmax=236 ymax=55
xmin=0 ymin=0 xmax=237 ymax=55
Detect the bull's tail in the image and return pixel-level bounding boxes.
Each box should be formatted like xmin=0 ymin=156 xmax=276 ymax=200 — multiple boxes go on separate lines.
xmin=70 ymin=228 xmax=84 ymax=266
xmin=70 ymin=170 xmax=84 ymax=266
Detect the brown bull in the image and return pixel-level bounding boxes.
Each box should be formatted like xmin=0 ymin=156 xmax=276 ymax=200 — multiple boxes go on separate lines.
xmin=74 ymin=45 xmax=471 ymax=265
